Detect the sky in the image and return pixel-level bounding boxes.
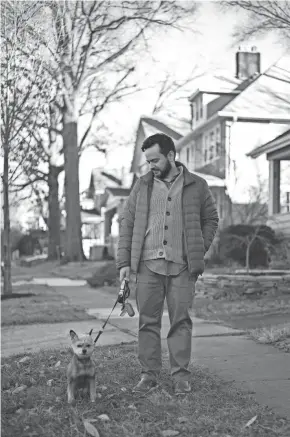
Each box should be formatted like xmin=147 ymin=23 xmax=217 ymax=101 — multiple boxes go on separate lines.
xmin=77 ymin=1 xmax=286 ymax=193
xmin=5 ymin=1 xmax=287 ymax=228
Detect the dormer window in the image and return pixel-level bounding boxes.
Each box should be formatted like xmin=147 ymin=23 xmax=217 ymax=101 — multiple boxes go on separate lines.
xmin=196 ymin=100 xmax=199 ymax=121
xmin=186 ymin=147 xmax=190 ymax=165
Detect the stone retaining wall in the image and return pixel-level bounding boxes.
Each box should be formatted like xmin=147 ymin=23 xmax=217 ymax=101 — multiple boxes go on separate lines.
xmin=195 ymin=274 xmax=290 ymax=300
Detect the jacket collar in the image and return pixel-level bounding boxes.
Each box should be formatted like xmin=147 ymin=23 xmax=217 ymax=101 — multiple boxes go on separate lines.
xmin=140 ymin=161 xmax=197 ymax=187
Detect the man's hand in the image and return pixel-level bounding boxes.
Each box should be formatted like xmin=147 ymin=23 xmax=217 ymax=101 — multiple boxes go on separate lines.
xmin=119 ymin=266 xmax=130 ymax=283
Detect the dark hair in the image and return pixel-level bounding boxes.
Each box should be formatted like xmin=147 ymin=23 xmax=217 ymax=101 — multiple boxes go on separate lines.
xmin=141 ymin=133 xmax=176 ymax=158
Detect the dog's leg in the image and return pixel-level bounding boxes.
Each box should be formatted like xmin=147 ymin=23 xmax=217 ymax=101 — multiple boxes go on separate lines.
xmin=67 ymin=380 xmax=76 ymax=404
xmin=89 ymin=377 xmax=96 ymax=403
xmin=83 ymin=378 xmax=89 ymax=396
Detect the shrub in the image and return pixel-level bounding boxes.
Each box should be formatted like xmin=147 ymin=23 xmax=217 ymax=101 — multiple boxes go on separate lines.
xmin=86 ymin=261 xmax=118 ymax=287
xmin=1 ymin=227 xmax=24 ymax=257
xmin=18 ymin=234 xmax=42 ymax=256
xmin=218 ymin=224 xmax=279 ymax=269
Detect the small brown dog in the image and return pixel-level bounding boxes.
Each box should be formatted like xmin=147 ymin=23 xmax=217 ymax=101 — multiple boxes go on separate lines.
xmin=67 ymin=329 xmax=96 ymax=404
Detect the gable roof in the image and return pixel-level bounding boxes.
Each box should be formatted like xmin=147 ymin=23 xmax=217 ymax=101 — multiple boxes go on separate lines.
xmin=105 ymin=187 xmax=131 ymax=197
xmin=176 ymin=55 xmax=290 ymax=151
xmin=247 ymin=128 xmax=290 ymax=158
xmin=188 ymin=73 xmax=242 ymax=101
xmin=130 ymin=115 xmax=188 ymax=173
xmin=219 ymin=55 xmax=290 ymax=119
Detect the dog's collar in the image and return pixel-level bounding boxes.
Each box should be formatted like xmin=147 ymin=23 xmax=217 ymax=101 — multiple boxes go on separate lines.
xmin=75 ymin=355 xmax=92 ymax=363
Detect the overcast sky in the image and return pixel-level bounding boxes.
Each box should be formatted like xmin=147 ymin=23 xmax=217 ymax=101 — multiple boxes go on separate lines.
xmin=77 ymin=1 xmax=286 ymax=191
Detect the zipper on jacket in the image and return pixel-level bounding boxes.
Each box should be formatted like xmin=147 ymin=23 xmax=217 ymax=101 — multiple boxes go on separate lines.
xmin=182 ymin=191 xmax=192 ymax=273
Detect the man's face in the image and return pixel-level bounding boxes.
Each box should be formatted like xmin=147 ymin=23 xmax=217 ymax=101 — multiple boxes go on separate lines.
xmin=144 ymin=144 xmax=172 ymax=179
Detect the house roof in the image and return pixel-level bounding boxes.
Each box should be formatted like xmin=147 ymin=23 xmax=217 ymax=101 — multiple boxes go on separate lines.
xmin=106 ymin=187 xmax=131 ymax=197
xmin=193 ymin=172 xmax=225 ymax=187
xmin=89 ymin=168 xmax=123 ymax=194
xmin=130 ymin=115 xmax=187 ymax=173
xmin=247 ymin=128 xmax=290 ymax=158
xmin=176 ymin=54 xmax=290 ymax=151
xmin=188 ymin=74 xmax=242 ymax=101
xmin=219 ymin=55 xmax=290 ymax=119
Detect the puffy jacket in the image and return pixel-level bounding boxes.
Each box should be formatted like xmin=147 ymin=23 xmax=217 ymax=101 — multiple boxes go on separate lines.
xmin=117 ymin=162 xmax=219 ymax=276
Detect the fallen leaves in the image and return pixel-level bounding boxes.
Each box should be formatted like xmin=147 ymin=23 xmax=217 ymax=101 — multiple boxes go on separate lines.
xmin=177 ymin=416 xmax=188 ymax=424
xmin=97 ymin=414 xmax=110 ymax=422
xmin=243 ymin=415 xmax=258 ymax=429
xmin=12 ymin=385 xmax=27 ymax=394
xmin=83 ymin=419 xmax=100 ymax=437
xmin=160 ymin=430 xmax=180 ymax=437
xmin=19 ymin=356 xmax=30 ymax=363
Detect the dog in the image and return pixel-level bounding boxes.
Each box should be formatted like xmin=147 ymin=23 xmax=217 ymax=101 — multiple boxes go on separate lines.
xmin=67 ymin=329 xmax=96 ymax=404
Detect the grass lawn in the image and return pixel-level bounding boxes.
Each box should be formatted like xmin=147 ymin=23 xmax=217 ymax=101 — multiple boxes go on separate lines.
xmin=1 ymin=284 xmax=95 ymax=326
xmin=2 ymin=344 xmax=289 ymax=437
xmin=249 ymin=324 xmax=290 ymax=353
xmin=193 ymin=295 xmax=290 ymax=329
xmin=11 ymin=260 xmax=111 ymax=281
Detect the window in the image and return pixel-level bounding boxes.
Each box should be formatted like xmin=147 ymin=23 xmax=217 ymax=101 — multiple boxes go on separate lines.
xmin=190 ymin=142 xmax=195 ymax=165
xmin=196 ymin=100 xmax=199 ymax=121
xmin=209 ymin=131 xmax=215 ymax=160
xmin=219 ymin=203 xmax=224 ymax=219
xmin=286 ymin=192 xmax=290 ymax=213
xmin=215 ymin=126 xmax=221 ymax=155
xmin=200 ymin=96 xmax=203 ymax=118
xmin=203 ymin=135 xmax=208 ymax=163
xmin=191 ymin=103 xmax=195 ymax=127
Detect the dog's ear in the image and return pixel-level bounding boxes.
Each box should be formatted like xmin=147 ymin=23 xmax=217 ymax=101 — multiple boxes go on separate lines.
xmin=69 ymin=330 xmax=78 ymax=341
xmin=89 ymin=329 xmax=93 ymax=336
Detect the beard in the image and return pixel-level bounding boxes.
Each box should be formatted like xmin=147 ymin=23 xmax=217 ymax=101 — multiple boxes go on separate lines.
xmin=153 ymin=159 xmax=171 ymax=180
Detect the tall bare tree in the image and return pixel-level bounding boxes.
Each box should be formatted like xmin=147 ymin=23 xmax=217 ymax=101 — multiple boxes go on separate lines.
xmin=1 ymin=1 xmax=48 ymax=294
xmin=32 ymin=0 xmax=198 ymax=262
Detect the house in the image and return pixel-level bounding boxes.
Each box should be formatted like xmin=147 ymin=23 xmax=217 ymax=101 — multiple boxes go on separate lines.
xmin=103 ymin=187 xmax=132 ymax=258
xmin=247 ymin=128 xmax=290 ymax=237
xmin=130 ymin=113 xmax=232 ymax=229
xmin=80 ymin=167 xmax=132 ymax=257
xmin=175 ymin=49 xmax=290 ymax=217
xmin=92 ymin=49 xmax=290 ymax=260
xmin=130 ymin=115 xmax=191 ymax=176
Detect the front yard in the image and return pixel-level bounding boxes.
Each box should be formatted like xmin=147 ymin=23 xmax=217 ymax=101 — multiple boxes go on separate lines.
xmin=2 ymin=343 xmax=289 ymax=437
xmin=1 ymin=284 xmax=94 ymax=326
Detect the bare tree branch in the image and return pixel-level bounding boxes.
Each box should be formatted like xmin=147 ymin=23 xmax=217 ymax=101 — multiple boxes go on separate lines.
xmin=222 ymin=1 xmax=290 ymax=45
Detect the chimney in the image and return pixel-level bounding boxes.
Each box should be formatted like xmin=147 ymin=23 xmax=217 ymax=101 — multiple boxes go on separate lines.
xmin=236 ymin=46 xmax=261 ymax=79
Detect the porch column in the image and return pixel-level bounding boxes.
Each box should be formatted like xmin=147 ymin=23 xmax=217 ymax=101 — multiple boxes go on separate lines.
xmin=104 ymin=211 xmax=112 ymax=242
xmin=269 ymin=159 xmax=280 ymax=215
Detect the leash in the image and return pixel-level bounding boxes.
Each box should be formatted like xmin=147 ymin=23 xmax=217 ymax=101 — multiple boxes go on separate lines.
xmin=93 ymin=279 xmax=134 ymax=344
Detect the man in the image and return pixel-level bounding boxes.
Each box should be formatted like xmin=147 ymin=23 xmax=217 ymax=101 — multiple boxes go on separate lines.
xmin=117 ymin=133 xmax=219 ymax=395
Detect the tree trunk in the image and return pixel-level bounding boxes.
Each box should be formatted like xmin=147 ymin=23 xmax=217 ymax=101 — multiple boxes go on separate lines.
xmin=47 ymin=164 xmax=62 ymax=260
xmin=246 ymin=243 xmax=251 ymax=272
xmin=2 ymin=142 xmax=12 ymax=295
xmin=62 ymin=110 xmax=84 ymax=261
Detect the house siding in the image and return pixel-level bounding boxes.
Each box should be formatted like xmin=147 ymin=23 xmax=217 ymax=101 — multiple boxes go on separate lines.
xmin=267 ymin=213 xmax=290 ymax=238
xmin=207 ymin=94 xmax=237 ymax=119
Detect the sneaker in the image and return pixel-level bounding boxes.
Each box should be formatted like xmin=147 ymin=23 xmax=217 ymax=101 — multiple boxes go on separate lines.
xmin=132 ymin=377 xmax=158 ymax=395
xmin=174 ymin=380 xmax=191 ymax=395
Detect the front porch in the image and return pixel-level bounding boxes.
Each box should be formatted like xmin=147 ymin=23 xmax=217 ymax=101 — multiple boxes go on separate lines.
xmin=248 ymin=129 xmax=290 ymax=237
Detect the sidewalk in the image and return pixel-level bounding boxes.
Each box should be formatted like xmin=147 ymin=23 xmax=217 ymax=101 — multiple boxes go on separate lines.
xmin=1 ymin=320 xmax=136 ymax=358
xmin=3 ymin=280 xmax=290 ymax=420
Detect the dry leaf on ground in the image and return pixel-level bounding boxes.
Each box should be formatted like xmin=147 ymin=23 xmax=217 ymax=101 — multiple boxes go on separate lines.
xmin=83 ymin=419 xmax=100 ymax=437
xmin=243 ymin=415 xmax=258 ymax=428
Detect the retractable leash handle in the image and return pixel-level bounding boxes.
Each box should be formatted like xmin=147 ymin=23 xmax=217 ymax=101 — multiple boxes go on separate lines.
xmin=93 ymin=279 xmax=134 ymax=344
xmin=119 ymin=279 xmax=135 ymax=317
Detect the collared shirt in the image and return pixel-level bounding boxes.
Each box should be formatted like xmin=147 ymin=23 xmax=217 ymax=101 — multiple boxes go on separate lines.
xmin=144 ymin=166 xmax=187 ymax=276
